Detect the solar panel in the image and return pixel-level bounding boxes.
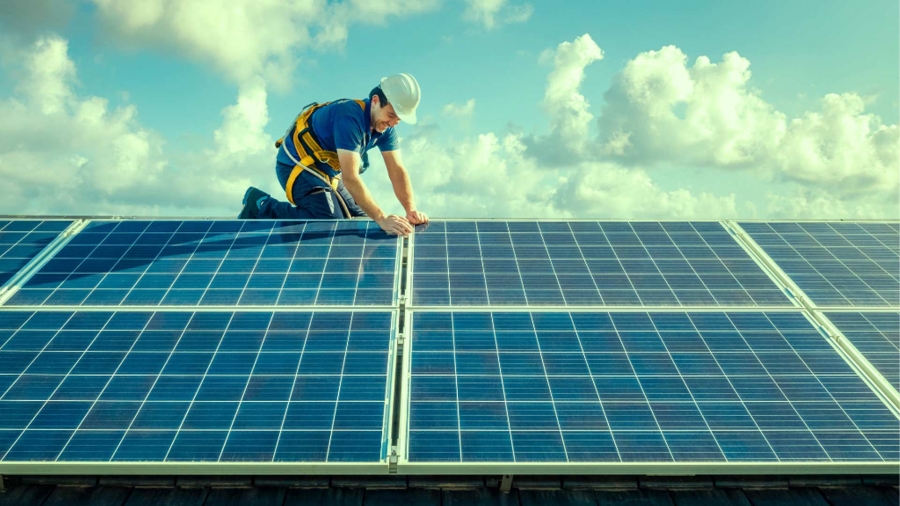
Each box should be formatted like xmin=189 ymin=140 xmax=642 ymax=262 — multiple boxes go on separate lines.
xmin=739 ymin=222 xmax=899 ymax=308
xmin=5 ymin=220 xmax=399 ymax=308
xmin=402 ymin=310 xmax=899 ymax=466
xmin=824 ymin=312 xmax=900 ymax=392
xmin=0 ymin=220 xmax=72 ymax=289
xmin=411 ymin=221 xmax=792 ymax=308
xmin=0 ymin=309 xmax=396 ymax=465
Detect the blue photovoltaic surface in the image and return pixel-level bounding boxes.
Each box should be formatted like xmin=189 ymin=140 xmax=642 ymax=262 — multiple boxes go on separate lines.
xmin=6 ymin=220 xmax=399 ymax=307
xmin=0 ymin=310 xmax=394 ymax=463
xmin=0 ymin=220 xmax=72 ymax=289
xmin=411 ymin=222 xmax=791 ymax=308
xmin=825 ymin=312 xmax=900 ymax=392
xmin=406 ymin=311 xmax=899 ymax=463
xmin=741 ymin=222 xmax=899 ymax=308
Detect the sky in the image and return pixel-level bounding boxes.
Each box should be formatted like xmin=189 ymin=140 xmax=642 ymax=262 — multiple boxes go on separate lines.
xmin=0 ymin=0 xmax=897 ymax=220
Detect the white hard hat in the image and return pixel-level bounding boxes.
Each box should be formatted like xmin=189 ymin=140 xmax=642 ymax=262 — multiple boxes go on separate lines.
xmin=380 ymin=73 xmax=420 ymax=124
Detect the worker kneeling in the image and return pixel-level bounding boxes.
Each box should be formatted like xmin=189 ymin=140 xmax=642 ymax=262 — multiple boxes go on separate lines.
xmin=238 ymin=73 xmax=428 ymax=236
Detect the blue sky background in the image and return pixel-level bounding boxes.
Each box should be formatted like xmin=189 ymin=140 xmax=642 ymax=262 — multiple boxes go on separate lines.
xmin=0 ymin=0 xmax=897 ymax=219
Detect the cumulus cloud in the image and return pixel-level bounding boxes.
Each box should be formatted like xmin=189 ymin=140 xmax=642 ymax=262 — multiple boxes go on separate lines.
xmin=92 ymin=0 xmax=316 ymax=86
xmin=0 ymin=36 xmax=167 ymax=214
xmin=14 ymin=35 xmax=76 ymax=115
xmin=597 ymin=47 xmax=785 ymax=167
xmin=396 ymin=130 xmax=555 ymax=218
xmin=553 ymin=163 xmax=739 ymax=219
xmin=463 ymin=0 xmax=533 ymax=30
xmin=535 ymin=33 xmax=603 ymax=156
xmin=211 ymin=78 xmax=271 ymax=163
xmin=0 ymin=35 xmax=273 ymax=217
xmin=91 ymin=0 xmax=439 ymax=86
xmin=766 ymin=187 xmax=899 ymax=219
xmin=594 ymin=46 xmax=899 ymax=205
xmin=442 ymin=99 xmax=476 ymax=118
xmin=773 ymin=93 xmax=899 ymax=197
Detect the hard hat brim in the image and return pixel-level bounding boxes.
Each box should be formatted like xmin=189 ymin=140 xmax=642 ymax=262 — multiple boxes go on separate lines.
xmin=396 ymin=109 xmax=417 ymax=124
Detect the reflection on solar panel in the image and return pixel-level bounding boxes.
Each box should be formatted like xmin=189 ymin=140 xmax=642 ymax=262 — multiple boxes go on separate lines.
xmin=0 ymin=220 xmax=72 ymax=288
xmin=404 ymin=311 xmax=899 ymax=464
xmin=740 ymin=222 xmax=899 ymax=308
xmin=6 ymin=220 xmax=399 ymax=307
xmin=411 ymin=222 xmax=790 ymax=308
xmin=0 ymin=310 xmax=395 ymax=463
xmin=825 ymin=312 xmax=900 ymax=391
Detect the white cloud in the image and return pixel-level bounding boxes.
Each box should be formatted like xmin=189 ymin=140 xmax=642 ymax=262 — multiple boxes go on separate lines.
xmin=15 ymin=35 xmax=76 ymax=114
xmin=211 ymin=78 xmax=271 ymax=163
xmin=442 ymin=99 xmax=476 ymax=118
xmin=92 ymin=0 xmax=316 ymax=86
xmin=0 ymin=36 xmax=168 ymax=214
xmin=766 ymin=187 xmax=899 ymax=219
xmin=554 ymin=163 xmax=739 ymax=219
xmin=91 ymin=0 xmax=440 ymax=86
xmin=463 ymin=0 xmax=533 ymax=30
xmin=378 ymin=130 xmax=556 ymax=218
xmin=773 ymin=93 xmax=899 ymax=197
xmin=597 ymin=46 xmax=785 ymax=167
xmin=0 ymin=35 xmax=273 ymax=217
xmin=539 ymin=33 xmax=603 ymax=155
xmin=595 ymin=46 xmax=899 ymax=205
xmin=199 ymin=78 xmax=277 ymax=207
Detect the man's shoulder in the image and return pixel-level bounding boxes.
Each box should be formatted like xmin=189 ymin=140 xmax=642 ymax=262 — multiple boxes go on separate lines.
xmin=320 ymin=99 xmax=364 ymax=129
xmin=327 ymin=99 xmax=366 ymax=116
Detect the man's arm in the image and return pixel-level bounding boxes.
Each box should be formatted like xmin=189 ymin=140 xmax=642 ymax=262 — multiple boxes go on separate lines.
xmin=382 ymin=150 xmax=429 ymax=225
xmin=338 ymin=149 xmax=413 ymax=236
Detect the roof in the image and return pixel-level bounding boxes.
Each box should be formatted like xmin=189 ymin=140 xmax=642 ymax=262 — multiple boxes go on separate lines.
xmin=1 ymin=475 xmax=898 ymax=506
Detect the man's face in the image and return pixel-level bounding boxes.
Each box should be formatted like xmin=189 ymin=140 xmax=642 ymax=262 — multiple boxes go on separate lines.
xmin=372 ymin=96 xmax=401 ymax=132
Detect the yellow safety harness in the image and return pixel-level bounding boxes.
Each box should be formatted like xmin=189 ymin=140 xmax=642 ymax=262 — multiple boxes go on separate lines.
xmin=275 ymin=100 xmax=366 ymax=213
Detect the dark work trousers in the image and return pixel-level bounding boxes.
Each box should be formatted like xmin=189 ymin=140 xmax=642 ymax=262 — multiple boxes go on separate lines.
xmin=257 ymin=160 xmax=366 ymax=219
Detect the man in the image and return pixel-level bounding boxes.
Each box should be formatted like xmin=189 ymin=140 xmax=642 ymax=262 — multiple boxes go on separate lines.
xmin=238 ymin=73 xmax=428 ymax=236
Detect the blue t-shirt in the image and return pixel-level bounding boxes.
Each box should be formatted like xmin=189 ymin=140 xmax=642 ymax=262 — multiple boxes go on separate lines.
xmin=279 ymin=98 xmax=398 ymax=179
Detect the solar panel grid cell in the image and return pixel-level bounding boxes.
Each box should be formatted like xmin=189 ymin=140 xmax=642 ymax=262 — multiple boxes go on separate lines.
xmin=405 ymin=311 xmax=899 ymax=464
xmin=6 ymin=220 xmax=399 ymax=307
xmin=0 ymin=220 xmax=72 ymax=289
xmin=0 ymin=310 xmax=394 ymax=463
xmin=740 ymin=222 xmax=899 ymax=308
xmin=825 ymin=312 xmax=900 ymax=391
xmin=412 ymin=222 xmax=791 ymax=308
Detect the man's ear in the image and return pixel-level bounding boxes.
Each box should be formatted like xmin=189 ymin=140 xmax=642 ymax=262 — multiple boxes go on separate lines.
xmin=371 ymin=94 xmax=380 ymax=107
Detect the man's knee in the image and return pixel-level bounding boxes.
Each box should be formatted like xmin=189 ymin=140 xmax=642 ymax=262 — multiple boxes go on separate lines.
xmin=296 ymin=187 xmax=345 ymax=219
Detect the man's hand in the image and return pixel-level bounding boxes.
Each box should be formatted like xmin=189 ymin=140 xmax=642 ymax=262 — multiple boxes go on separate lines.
xmin=377 ymin=215 xmax=414 ymax=236
xmin=406 ymin=210 xmax=429 ymax=225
